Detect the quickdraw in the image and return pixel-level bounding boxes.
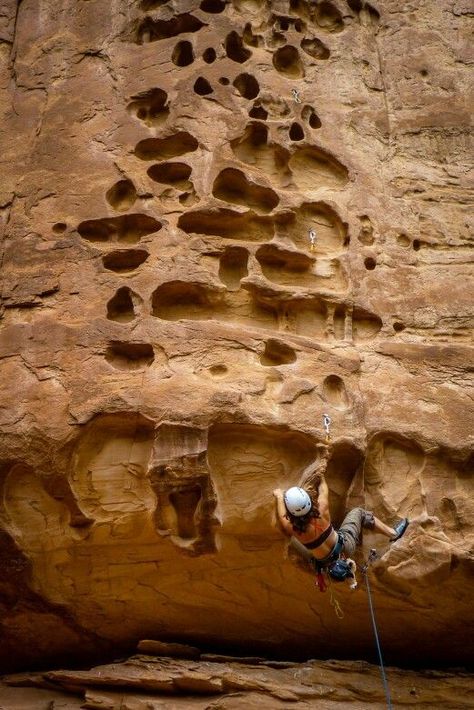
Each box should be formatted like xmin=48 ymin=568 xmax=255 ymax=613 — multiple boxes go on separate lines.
xmin=323 ymin=413 xmax=331 ymax=443
xmin=292 ymin=88 xmax=301 ymax=103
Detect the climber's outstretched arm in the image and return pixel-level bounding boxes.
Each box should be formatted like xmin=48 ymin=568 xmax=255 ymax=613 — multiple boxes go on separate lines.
xmin=273 ymin=489 xmax=292 ymax=536
xmin=316 ymin=474 xmax=330 ymax=518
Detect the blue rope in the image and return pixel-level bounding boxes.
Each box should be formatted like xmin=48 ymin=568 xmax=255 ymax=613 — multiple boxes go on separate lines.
xmin=362 ymin=558 xmax=393 ymax=710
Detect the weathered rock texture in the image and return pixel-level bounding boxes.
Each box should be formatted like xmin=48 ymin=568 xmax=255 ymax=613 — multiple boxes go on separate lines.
xmin=3 ymin=649 xmax=474 ymax=709
xmin=0 ymin=0 xmax=473 ymax=680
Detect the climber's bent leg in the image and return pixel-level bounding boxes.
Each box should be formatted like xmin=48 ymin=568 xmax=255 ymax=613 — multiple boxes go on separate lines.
xmin=338 ymin=507 xmax=374 ymax=556
xmin=372 ymin=516 xmax=397 ymax=538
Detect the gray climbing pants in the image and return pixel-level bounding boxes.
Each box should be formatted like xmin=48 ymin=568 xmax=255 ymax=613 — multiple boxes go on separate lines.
xmin=338 ymin=507 xmax=375 ymax=556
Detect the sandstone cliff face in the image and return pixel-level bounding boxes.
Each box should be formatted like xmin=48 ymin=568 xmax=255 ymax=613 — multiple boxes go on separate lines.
xmin=0 ymin=0 xmax=472 ymax=677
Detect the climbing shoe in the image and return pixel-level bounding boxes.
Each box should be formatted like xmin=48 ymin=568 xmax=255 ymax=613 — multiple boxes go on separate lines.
xmin=390 ymin=518 xmax=409 ymax=542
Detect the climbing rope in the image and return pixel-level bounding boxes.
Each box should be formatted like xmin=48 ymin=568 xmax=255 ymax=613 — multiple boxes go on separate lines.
xmin=360 ymin=549 xmax=393 ymax=710
xmin=328 ymin=584 xmax=344 ymax=619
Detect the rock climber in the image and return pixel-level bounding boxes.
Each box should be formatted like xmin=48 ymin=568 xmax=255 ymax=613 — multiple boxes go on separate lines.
xmin=273 ymin=476 xmax=408 ymax=585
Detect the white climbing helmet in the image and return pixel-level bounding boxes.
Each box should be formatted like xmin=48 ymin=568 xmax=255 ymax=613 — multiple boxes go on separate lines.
xmin=284 ymin=487 xmax=312 ymax=517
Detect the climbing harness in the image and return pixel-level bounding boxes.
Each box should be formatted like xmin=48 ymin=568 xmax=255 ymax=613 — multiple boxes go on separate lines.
xmin=308 ymin=227 xmax=317 ymax=252
xmin=312 ymin=557 xmax=354 ymax=620
xmin=291 ymin=88 xmax=301 ymax=103
xmin=322 ymin=413 xmax=331 ymax=443
xmin=360 ymin=549 xmax=393 ymax=710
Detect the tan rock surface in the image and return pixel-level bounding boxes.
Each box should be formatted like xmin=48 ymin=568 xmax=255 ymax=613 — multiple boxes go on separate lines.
xmin=3 ymin=651 xmax=474 ymax=709
xmin=0 ymin=0 xmax=473 ymax=687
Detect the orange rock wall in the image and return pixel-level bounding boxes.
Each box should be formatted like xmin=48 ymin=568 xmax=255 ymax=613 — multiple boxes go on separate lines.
xmin=0 ymin=0 xmax=472 ymax=671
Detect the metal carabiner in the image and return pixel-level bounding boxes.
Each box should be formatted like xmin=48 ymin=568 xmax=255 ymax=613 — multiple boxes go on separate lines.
xmin=323 ymin=413 xmax=331 ymax=442
xmin=292 ymin=88 xmax=301 ymax=103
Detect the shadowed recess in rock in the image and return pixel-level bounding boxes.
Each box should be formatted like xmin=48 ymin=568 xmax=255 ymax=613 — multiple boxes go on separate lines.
xmin=102 ymin=249 xmax=149 ymax=273
xmin=302 ymin=104 xmax=322 ymax=128
xmin=178 ymin=189 xmax=199 ymax=207
xmin=151 ymin=280 xmax=278 ymax=331
xmin=364 ymin=434 xmax=426 ymax=521
xmin=352 ymin=307 xmax=382 ymax=341
xmin=172 ymin=40 xmax=195 ymax=66
xmin=390 ymin=320 xmax=404 ymax=333
xmin=300 ymin=36 xmax=330 ymax=60
xmin=289 ymin=146 xmax=349 ymax=190
xmin=363 ymin=437 xmax=474 ymax=551
xmin=249 ymin=102 xmax=268 ymax=120
xmin=324 ymin=442 xmax=364 ymax=526
xmin=194 ymin=77 xmax=213 ymax=95
xmin=105 ymin=180 xmax=137 ymax=212
xmin=278 ymin=296 xmax=329 ymax=339
xmin=243 ymin=21 xmax=264 ymax=47
xmin=331 ymin=303 xmax=346 ymax=339
xmin=140 ymin=0 xmax=168 ymax=9
xmin=225 ymin=30 xmax=252 ymax=63
xmin=260 ymin=338 xmax=297 ymax=365
xmin=424 ymin=451 xmax=473 ymax=540
xmin=208 ymin=423 xmax=317 ymax=539
xmin=218 ymin=246 xmax=249 ymax=290
xmin=357 ymin=214 xmax=374 ymax=245
xmin=72 ymin=413 xmax=156 ymax=523
xmin=135 ymin=132 xmax=199 ymax=160
xmin=273 ymin=46 xmax=304 ymax=78
xmin=397 ymin=233 xmax=411 ymax=247
xmin=78 ymin=215 xmax=162 ymax=243
xmin=200 ymin=0 xmax=226 ymax=12
xmin=273 ymin=13 xmax=306 ymax=32
xmin=149 ymin=425 xmax=217 ymax=552
xmin=2 ymin=464 xmax=75 ymax=552
xmin=127 ymin=88 xmax=169 ymax=128
xmin=208 ymin=364 xmax=228 ymax=377
xmin=233 ymin=0 xmax=267 ymax=14
xmin=52 ymin=222 xmax=67 ymax=233
xmin=149 ymin=273 xmax=368 ymax=341
xmin=231 ymin=122 xmax=291 ymax=185
xmin=178 ymin=207 xmax=275 ymax=240
xmin=289 ymin=122 xmax=304 ymax=141
xmin=290 ymin=0 xmax=344 ymax=32
xmin=233 ymin=73 xmax=260 ymax=99
xmin=266 ymin=29 xmax=286 ymax=50
xmin=137 ymin=14 xmax=206 ymax=44
xmin=256 ymin=244 xmax=318 ymax=287
xmin=282 ymin=201 xmax=348 ymax=254
xmin=322 ymin=374 xmax=350 ymax=410
xmin=203 ymin=47 xmax=216 ymax=63
xmin=347 ymin=0 xmax=380 ymax=26
xmin=106 ymin=287 xmax=141 ymax=322
xmin=212 ymin=168 xmax=279 ymax=213
xmin=316 ymin=1 xmax=344 ymax=32
xmin=152 ymin=281 xmax=220 ymax=321
xmin=147 ymin=162 xmax=192 ymax=189
xmin=105 ymin=342 xmax=154 ymax=370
